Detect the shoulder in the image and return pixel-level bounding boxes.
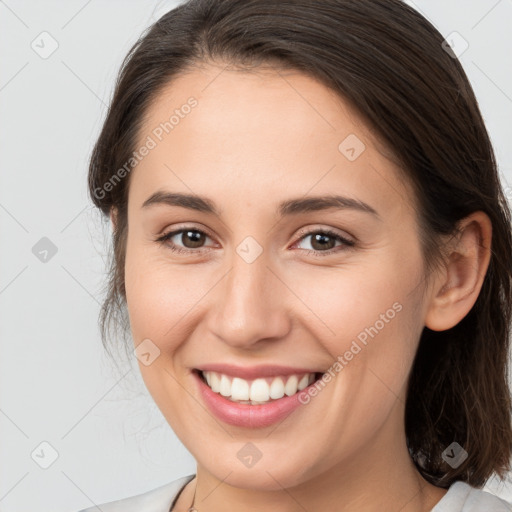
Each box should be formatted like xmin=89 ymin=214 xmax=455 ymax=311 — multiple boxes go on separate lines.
xmin=432 ymin=480 xmax=512 ymax=512
xmin=73 ymin=474 xmax=196 ymax=512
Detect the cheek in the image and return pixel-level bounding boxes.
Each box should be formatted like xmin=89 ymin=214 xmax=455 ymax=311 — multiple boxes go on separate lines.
xmin=291 ymin=264 xmax=423 ymax=461
xmin=123 ymin=239 xmax=200 ymax=426
xmin=124 ymin=238 xmax=220 ymax=358
xmin=286 ymin=254 xmax=420 ymax=352
xmin=286 ymin=248 xmax=425 ymax=407
xmin=124 ymin=237 xmax=182 ymax=337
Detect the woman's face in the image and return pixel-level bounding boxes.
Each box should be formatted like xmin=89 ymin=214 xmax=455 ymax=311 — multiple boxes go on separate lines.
xmin=123 ymin=63 xmax=434 ymax=489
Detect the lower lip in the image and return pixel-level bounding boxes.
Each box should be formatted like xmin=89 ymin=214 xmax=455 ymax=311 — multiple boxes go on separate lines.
xmin=193 ymin=371 xmax=317 ymax=428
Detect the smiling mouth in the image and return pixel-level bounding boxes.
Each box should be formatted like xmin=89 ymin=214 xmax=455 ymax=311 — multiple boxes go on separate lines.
xmin=193 ymin=369 xmax=324 ymax=405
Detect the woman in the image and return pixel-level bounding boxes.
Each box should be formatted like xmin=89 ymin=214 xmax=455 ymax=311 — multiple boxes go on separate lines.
xmin=79 ymin=0 xmax=512 ymax=510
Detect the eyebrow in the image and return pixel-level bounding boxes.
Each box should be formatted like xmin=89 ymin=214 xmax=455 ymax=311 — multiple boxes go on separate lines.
xmin=141 ymin=191 xmax=380 ymax=219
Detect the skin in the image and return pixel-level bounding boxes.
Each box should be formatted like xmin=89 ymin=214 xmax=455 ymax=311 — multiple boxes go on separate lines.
xmin=111 ymin=62 xmax=492 ymax=512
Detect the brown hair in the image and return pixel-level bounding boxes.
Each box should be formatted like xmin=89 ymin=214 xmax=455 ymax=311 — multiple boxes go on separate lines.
xmin=88 ymin=0 xmax=512 ymax=489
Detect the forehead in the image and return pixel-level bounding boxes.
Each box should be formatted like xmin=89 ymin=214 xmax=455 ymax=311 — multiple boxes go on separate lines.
xmin=130 ymin=63 xmax=415 ymax=221
xmin=140 ymin=63 xmax=370 ymax=147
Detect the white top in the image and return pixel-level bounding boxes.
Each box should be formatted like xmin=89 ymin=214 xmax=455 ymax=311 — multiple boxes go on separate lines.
xmin=75 ymin=474 xmax=512 ymax=512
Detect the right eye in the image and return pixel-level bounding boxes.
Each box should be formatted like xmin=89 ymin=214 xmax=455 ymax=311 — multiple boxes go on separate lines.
xmin=156 ymin=227 xmax=216 ymax=254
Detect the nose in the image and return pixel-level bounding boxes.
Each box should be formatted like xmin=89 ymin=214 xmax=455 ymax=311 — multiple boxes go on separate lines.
xmin=206 ymin=249 xmax=291 ymax=350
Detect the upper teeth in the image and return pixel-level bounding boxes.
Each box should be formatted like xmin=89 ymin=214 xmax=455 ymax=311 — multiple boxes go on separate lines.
xmin=202 ymin=371 xmax=316 ymax=403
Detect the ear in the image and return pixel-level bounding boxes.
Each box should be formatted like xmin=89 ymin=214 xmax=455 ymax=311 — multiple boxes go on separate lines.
xmin=110 ymin=206 xmax=118 ymax=232
xmin=424 ymin=211 xmax=492 ymax=331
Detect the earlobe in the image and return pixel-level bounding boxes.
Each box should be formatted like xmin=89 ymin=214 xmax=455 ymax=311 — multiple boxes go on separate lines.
xmin=424 ymin=211 xmax=492 ymax=332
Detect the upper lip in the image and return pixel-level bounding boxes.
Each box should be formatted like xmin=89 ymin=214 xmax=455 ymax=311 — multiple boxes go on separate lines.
xmin=195 ymin=363 xmax=323 ymax=380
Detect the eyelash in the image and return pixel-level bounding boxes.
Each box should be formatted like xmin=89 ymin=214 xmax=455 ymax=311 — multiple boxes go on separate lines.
xmin=155 ymin=226 xmax=355 ymax=257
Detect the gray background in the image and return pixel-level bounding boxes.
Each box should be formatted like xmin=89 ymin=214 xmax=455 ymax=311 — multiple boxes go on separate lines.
xmin=0 ymin=1 xmax=511 ymax=511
